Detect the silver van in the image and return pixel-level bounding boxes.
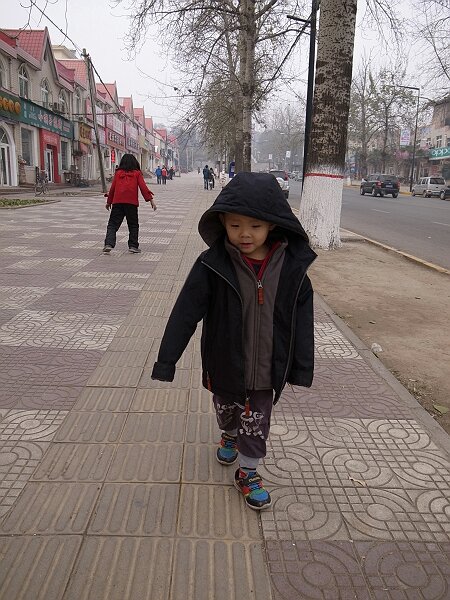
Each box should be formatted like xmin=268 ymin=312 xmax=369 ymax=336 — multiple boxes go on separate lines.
xmin=412 ymin=177 xmax=447 ymax=197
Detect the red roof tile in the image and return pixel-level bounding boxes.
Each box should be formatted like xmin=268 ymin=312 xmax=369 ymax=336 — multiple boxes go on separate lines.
xmin=58 ymin=59 xmax=88 ymax=86
xmin=4 ymin=28 xmax=47 ymax=62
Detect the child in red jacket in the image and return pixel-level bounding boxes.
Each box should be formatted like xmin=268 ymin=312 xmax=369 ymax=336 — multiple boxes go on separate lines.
xmin=103 ymin=154 xmax=156 ymax=254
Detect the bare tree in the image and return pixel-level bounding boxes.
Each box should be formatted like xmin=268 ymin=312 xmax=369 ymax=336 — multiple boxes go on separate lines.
xmin=115 ymin=0 xmax=304 ymax=171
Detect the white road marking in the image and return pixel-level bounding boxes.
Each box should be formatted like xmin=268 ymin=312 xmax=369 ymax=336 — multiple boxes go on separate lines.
xmin=432 ymin=221 xmax=450 ymax=227
xmin=371 ymin=209 xmax=391 ymax=213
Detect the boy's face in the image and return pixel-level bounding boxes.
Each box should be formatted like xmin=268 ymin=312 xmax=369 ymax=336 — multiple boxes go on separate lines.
xmin=222 ymin=213 xmax=274 ymax=259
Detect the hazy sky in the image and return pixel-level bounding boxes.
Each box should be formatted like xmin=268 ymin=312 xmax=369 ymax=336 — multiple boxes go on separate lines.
xmin=3 ymin=0 xmax=421 ymax=126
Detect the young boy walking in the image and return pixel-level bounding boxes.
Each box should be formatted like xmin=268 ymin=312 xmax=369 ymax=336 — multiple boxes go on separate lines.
xmin=152 ymin=172 xmax=316 ymax=510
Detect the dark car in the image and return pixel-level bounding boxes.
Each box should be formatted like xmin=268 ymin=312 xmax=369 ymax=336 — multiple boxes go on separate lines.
xmin=360 ymin=174 xmax=400 ymax=198
xmin=439 ymin=186 xmax=450 ymax=200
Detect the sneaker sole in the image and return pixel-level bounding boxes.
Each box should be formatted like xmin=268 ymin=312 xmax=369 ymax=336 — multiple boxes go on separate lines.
xmin=233 ymin=480 xmax=272 ymax=510
xmin=103 ymin=249 xmax=112 ymax=253
xmin=216 ymin=453 xmax=238 ymax=466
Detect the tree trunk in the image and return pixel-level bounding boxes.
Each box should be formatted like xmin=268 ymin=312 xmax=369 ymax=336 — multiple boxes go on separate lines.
xmin=299 ymin=0 xmax=357 ymax=249
xmin=239 ymin=0 xmax=256 ymax=173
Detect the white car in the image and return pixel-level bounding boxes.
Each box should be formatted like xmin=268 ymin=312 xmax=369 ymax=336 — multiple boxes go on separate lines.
xmin=269 ymin=169 xmax=289 ymax=199
xmin=412 ymin=177 xmax=447 ymax=198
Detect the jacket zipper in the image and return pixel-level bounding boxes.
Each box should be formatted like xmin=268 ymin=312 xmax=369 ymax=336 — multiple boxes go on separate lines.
xmin=201 ymin=260 xmax=248 ymax=403
xmin=242 ymin=242 xmax=281 ymax=389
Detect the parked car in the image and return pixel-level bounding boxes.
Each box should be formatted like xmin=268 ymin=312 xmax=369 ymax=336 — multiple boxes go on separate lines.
xmin=360 ymin=174 xmax=400 ymax=197
xmin=411 ymin=177 xmax=447 ymax=198
xmin=439 ymin=186 xmax=450 ymax=200
xmin=269 ymin=169 xmax=289 ymax=199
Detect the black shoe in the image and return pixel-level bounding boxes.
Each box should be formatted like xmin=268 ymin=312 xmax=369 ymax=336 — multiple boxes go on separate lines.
xmin=103 ymin=245 xmax=113 ymax=253
xmin=128 ymin=247 xmax=141 ymax=253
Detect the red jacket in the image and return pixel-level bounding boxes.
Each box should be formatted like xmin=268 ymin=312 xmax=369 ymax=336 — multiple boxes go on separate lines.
xmin=107 ymin=169 xmax=154 ymax=206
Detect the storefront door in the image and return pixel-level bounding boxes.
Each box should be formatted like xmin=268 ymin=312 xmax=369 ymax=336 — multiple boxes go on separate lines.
xmin=0 ymin=127 xmax=12 ymax=186
xmin=45 ymin=148 xmax=54 ymax=182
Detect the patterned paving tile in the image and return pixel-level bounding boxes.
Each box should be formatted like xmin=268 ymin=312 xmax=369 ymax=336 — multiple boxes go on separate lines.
xmin=266 ymin=540 xmax=370 ymax=600
xmin=0 ymin=439 xmax=49 ymax=518
xmin=0 ymin=409 xmax=68 ymax=442
xmin=0 ymin=309 xmax=123 ymax=350
xmin=354 ymin=540 xmax=450 ymax=599
xmin=32 ymin=443 xmax=116 ymax=482
xmin=0 ymin=286 xmax=51 ymax=309
xmin=315 ymin=322 xmax=361 ymax=359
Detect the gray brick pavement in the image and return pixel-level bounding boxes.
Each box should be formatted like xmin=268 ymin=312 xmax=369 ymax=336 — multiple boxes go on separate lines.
xmin=0 ymin=175 xmax=449 ymax=599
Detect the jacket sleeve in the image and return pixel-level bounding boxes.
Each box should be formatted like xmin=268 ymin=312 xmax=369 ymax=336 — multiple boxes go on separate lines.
xmin=107 ymin=173 xmax=117 ymax=204
xmin=151 ymin=258 xmax=211 ymax=381
xmin=287 ymin=275 xmax=314 ymax=388
xmin=137 ymin=171 xmax=153 ymax=201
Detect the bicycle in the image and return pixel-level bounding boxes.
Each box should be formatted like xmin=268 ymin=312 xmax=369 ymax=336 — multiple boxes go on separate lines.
xmin=34 ymin=171 xmax=49 ymax=196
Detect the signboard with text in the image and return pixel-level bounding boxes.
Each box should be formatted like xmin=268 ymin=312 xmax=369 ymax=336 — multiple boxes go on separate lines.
xmin=429 ymin=147 xmax=450 ymax=160
xmin=22 ymin=100 xmax=73 ymax=139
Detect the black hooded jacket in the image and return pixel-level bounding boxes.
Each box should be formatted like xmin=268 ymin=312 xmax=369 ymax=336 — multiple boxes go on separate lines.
xmin=151 ymin=172 xmax=317 ymax=403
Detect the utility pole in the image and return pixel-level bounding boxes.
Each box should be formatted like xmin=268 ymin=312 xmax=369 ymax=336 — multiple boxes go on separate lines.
xmin=82 ymin=49 xmax=107 ymax=193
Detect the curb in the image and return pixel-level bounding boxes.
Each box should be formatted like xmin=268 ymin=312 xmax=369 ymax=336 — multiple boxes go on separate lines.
xmin=341 ymin=228 xmax=450 ymax=276
xmin=0 ymin=199 xmax=61 ymax=209
xmin=315 ymin=294 xmax=450 ymax=455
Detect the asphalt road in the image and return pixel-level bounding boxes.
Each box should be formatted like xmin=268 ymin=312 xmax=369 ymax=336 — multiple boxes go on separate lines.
xmin=289 ymin=181 xmax=450 ymax=270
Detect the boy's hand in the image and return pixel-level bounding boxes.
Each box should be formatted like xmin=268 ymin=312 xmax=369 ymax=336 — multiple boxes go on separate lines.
xmin=150 ymin=200 xmax=157 ymax=211
xmin=105 ymin=203 xmax=111 ymax=210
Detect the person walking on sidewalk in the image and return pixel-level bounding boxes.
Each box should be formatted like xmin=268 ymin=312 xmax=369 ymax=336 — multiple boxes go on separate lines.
xmin=152 ymin=172 xmax=316 ymax=510
xmin=203 ymin=164 xmax=210 ymax=190
xmin=103 ymin=154 xmax=156 ymax=254
xmin=155 ymin=165 xmax=162 ymax=184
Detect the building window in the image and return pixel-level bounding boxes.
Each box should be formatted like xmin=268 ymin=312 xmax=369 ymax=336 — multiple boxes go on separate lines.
xmin=18 ymin=65 xmax=29 ymax=98
xmin=75 ymin=89 xmax=81 ymax=116
xmin=21 ymin=128 xmax=33 ymax=165
xmin=41 ymin=79 xmax=50 ymax=107
xmin=58 ymin=91 xmax=67 ymax=114
xmin=0 ymin=59 xmax=7 ymax=89
xmin=61 ymin=140 xmax=69 ymax=170
xmin=436 ymin=135 xmax=442 ymax=148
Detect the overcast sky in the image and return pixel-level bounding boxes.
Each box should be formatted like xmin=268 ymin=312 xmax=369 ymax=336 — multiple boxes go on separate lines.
xmin=3 ymin=0 xmax=420 ymax=127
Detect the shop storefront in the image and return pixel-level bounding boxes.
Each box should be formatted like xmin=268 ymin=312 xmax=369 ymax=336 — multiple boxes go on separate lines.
xmin=106 ymin=113 xmax=126 ymax=173
xmin=0 ymin=91 xmax=21 ymax=186
xmin=429 ymin=147 xmax=450 ymax=181
xmin=22 ymin=99 xmax=73 ymax=184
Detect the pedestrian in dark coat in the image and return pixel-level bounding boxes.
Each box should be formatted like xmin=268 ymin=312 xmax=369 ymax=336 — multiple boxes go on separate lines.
xmin=202 ymin=164 xmax=210 ymax=190
xmin=152 ymin=172 xmax=316 ymax=510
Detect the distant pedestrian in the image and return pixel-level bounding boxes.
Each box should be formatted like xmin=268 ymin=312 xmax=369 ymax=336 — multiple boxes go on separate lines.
xmin=203 ymin=164 xmax=210 ymax=190
xmin=151 ymin=172 xmax=316 ymax=510
xmin=169 ymin=166 xmax=175 ymax=180
xmin=209 ymin=167 xmax=215 ymax=190
xmin=198 ymin=166 xmax=201 ymax=174
xmin=162 ymin=166 xmax=168 ymax=185
xmin=103 ymin=153 xmax=156 ymax=254
xmin=155 ymin=165 xmax=162 ymax=184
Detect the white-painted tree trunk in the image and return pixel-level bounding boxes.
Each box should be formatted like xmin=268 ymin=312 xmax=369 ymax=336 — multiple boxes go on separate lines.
xmin=299 ymin=0 xmax=358 ymax=249
xmin=301 ymin=170 xmax=344 ymax=248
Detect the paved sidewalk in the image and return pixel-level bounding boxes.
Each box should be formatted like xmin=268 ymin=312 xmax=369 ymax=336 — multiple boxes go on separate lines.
xmin=0 ymin=174 xmax=449 ymax=599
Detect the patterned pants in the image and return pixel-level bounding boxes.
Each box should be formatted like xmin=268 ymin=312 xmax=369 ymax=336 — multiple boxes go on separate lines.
xmin=213 ymin=390 xmax=274 ymax=459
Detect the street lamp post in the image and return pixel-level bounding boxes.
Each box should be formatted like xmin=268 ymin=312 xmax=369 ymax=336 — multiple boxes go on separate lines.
xmin=397 ymin=84 xmax=420 ymax=192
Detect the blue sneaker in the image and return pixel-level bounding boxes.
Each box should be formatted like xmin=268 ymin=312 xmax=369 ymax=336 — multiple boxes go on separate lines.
xmin=216 ymin=433 xmax=238 ymax=465
xmin=234 ymin=468 xmax=272 ymax=510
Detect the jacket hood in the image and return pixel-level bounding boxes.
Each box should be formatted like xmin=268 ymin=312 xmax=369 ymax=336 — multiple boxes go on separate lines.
xmin=198 ymin=171 xmax=309 ymax=246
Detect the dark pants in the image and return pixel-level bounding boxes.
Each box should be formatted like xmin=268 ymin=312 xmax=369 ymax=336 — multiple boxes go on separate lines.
xmin=213 ymin=390 xmax=273 ymax=459
xmin=162 ymin=176 xmax=167 ymax=184
xmin=157 ymin=175 xmax=161 ymax=184
xmin=104 ymin=203 xmax=139 ymax=249
xmin=204 ymin=178 xmax=209 ymax=189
